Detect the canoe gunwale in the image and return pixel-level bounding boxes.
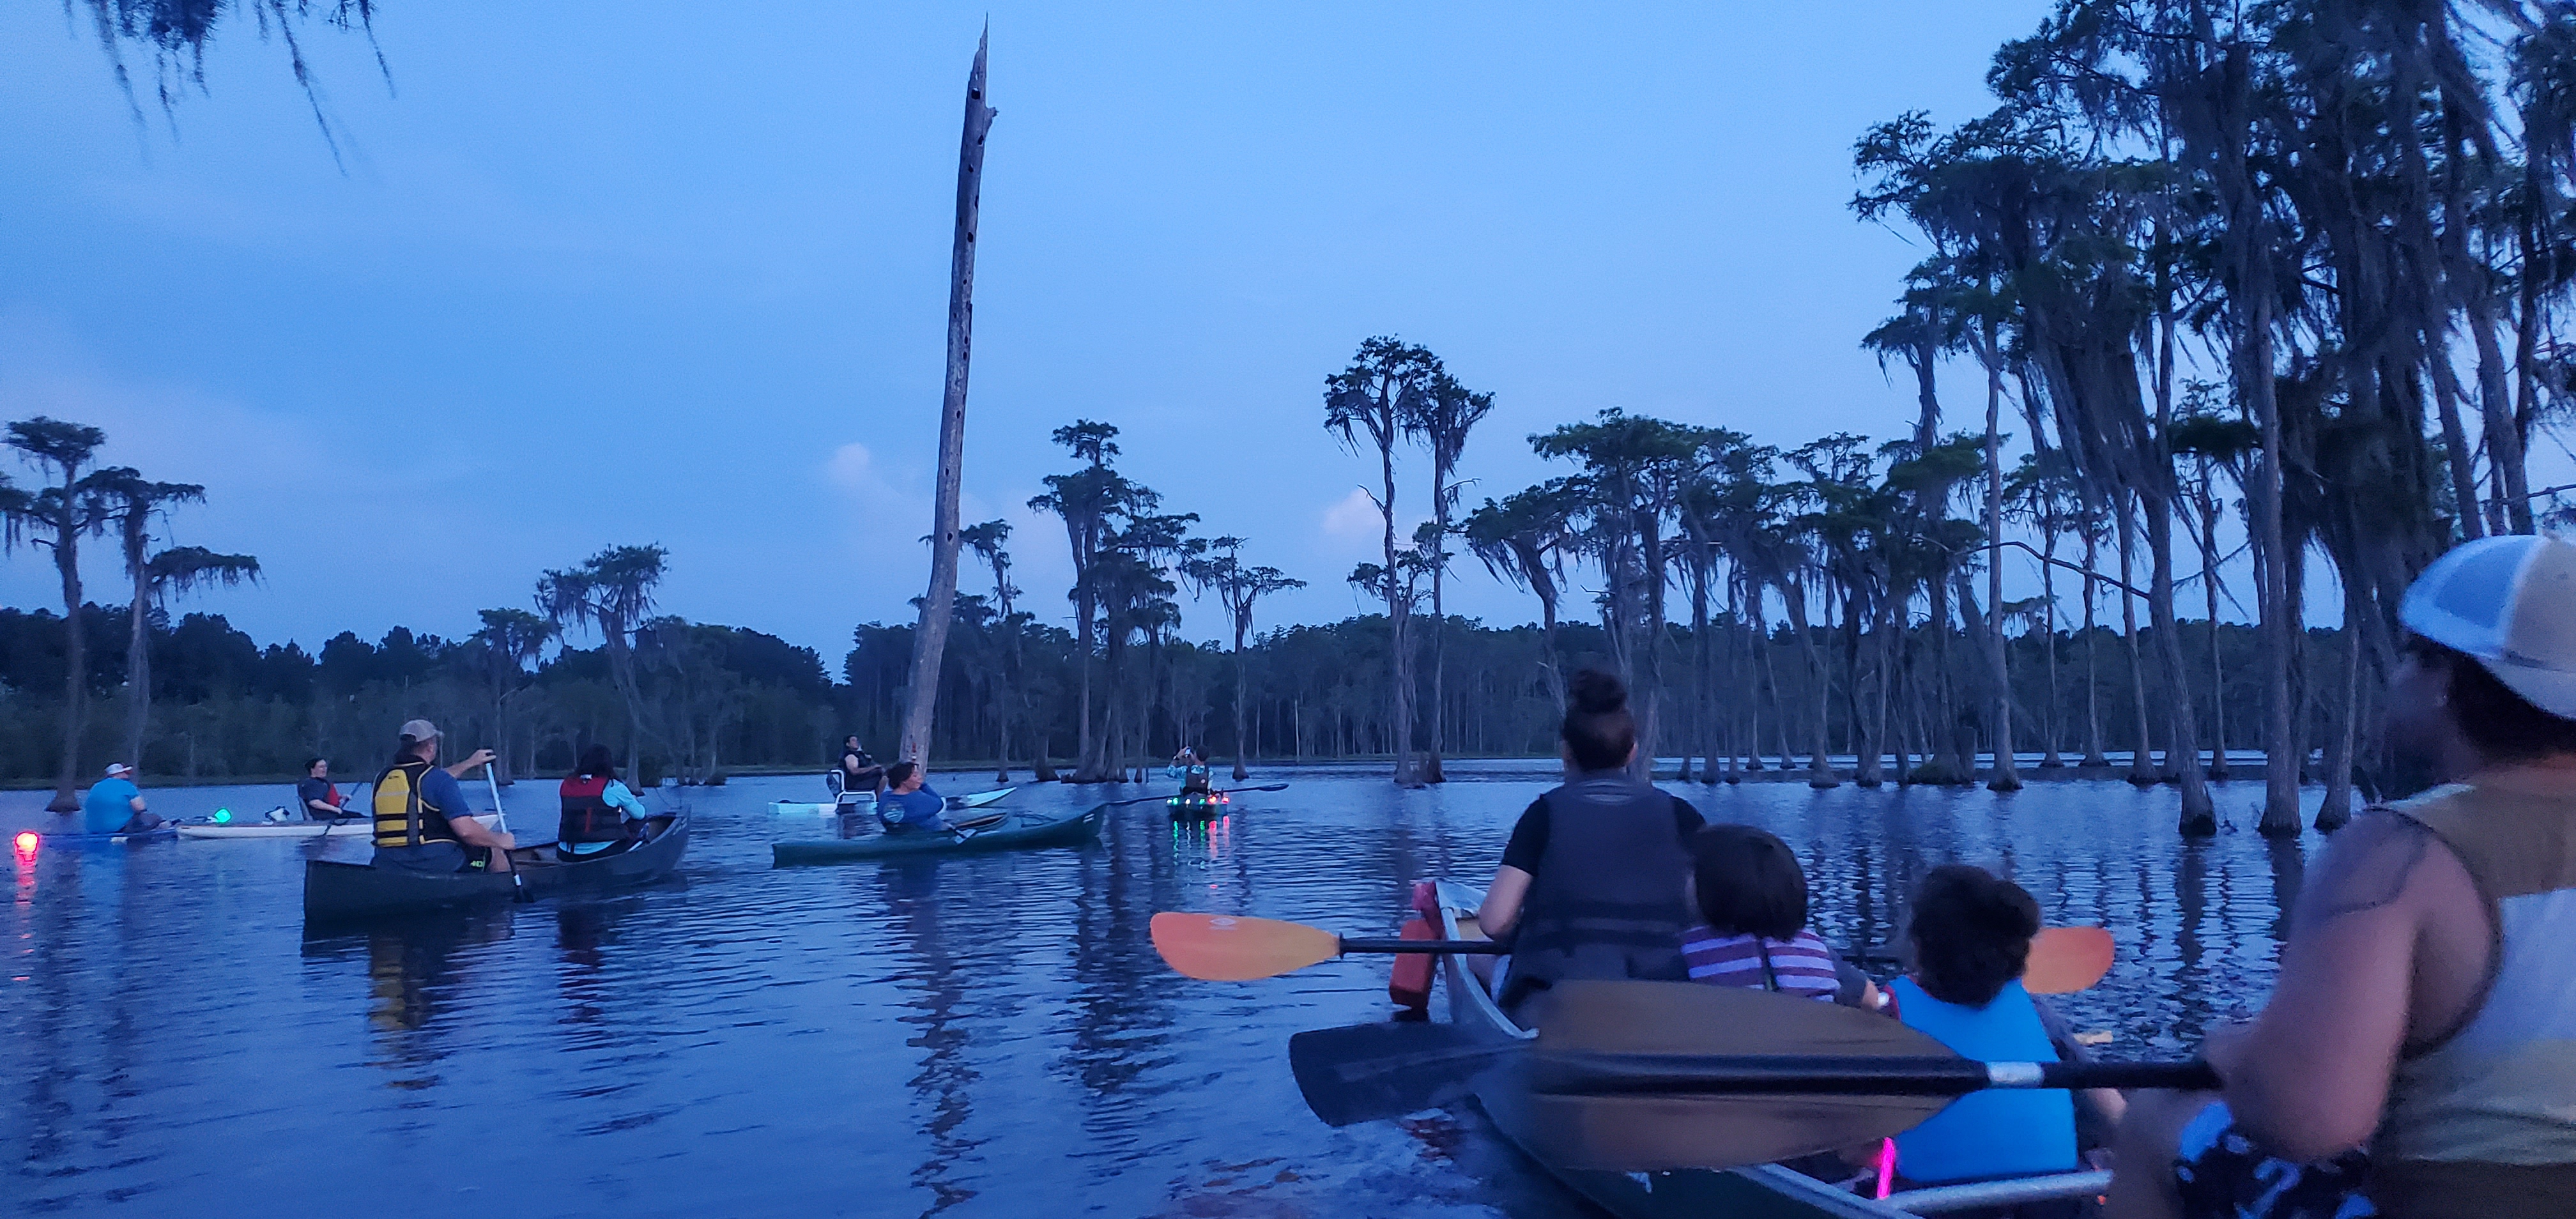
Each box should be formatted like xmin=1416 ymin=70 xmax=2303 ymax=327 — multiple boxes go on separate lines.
xmin=302 ymin=813 xmax=688 ymax=919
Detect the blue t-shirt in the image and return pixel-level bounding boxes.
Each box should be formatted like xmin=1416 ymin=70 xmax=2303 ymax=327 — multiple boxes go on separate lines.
xmin=877 ymin=785 xmax=946 ymax=830
xmin=81 ymin=778 xmax=142 ymax=834
xmin=419 ymin=767 xmax=473 ymax=830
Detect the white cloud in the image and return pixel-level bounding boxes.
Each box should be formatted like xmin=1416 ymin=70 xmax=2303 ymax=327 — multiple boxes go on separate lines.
xmin=1321 ymin=486 xmax=1381 ymax=539
xmin=825 ymin=441 xmax=878 ymax=489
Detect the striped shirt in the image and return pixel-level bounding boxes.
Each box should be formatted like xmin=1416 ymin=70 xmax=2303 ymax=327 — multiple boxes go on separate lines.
xmin=1679 ymin=926 xmax=1839 ymax=1000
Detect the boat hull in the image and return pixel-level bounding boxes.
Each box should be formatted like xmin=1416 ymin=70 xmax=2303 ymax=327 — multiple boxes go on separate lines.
xmin=36 ymin=827 xmax=178 ymax=848
xmin=1429 ymin=881 xmax=1901 ymax=1219
xmin=770 ymin=804 xmax=1100 ymax=865
xmin=1166 ymin=793 xmax=1230 ymax=822
xmin=303 ymin=815 xmax=688 ymax=919
xmin=183 ymin=813 xmax=501 ymax=840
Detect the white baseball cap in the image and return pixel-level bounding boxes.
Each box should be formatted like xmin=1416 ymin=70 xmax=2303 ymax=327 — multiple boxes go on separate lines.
xmin=2400 ymin=533 xmax=2576 ymax=718
xmin=103 ymin=762 xmax=133 ymax=778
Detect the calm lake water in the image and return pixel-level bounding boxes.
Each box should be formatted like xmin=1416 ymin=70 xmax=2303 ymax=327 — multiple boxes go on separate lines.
xmin=1 ymin=762 xmax=2328 ymax=1217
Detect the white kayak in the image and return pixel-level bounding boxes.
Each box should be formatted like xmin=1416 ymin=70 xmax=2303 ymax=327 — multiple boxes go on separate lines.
xmin=179 ymin=812 xmax=503 ymax=840
xmin=770 ymin=786 xmax=1014 ymax=817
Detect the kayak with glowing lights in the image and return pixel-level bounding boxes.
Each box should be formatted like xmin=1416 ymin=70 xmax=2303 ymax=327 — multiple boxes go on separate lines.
xmin=1166 ymin=791 xmax=1231 ymax=822
xmin=770 ymin=804 xmax=1101 ymax=865
xmin=302 ymin=813 xmax=689 ymax=919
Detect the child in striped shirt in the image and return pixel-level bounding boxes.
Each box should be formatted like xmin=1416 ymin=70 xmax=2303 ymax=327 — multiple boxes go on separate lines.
xmin=1680 ymin=824 xmax=1874 ymax=1007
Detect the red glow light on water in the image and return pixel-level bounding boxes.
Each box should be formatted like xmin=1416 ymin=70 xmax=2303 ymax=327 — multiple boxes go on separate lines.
xmin=13 ymin=831 xmax=36 ymax=858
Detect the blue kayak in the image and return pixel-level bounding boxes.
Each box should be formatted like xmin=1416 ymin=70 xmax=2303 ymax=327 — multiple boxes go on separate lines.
xmin=26 ymin=826 xmax=177 ymax=849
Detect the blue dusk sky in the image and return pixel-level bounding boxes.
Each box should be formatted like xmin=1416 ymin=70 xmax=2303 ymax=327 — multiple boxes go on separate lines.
xmin=0 ymin=3 xmax=2073 ymax=663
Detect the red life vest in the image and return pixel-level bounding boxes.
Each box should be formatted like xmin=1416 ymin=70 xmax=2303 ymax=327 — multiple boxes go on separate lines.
xmin=558 ymin=774 xmax=632 ymax=845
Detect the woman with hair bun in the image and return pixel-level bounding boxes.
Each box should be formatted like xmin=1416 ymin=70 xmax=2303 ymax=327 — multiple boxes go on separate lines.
xmin=1476 ymin=668 xmax=1705 ymax=1010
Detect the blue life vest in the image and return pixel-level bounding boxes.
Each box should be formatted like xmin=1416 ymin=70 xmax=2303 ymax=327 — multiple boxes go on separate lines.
xmin=1887 ymin=976 xmax=2078 ymax=1184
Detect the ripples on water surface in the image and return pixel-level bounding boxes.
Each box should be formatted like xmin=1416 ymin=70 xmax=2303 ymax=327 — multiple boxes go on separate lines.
xmin=1 ymin=762 xmax=2326 ymax=1216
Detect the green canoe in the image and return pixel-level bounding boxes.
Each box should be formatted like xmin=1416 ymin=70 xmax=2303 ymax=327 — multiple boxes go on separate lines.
xmin=770 ymin=804 xmax=1103 ymax=866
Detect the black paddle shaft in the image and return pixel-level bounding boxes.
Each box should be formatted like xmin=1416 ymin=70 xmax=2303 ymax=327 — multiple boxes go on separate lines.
xmin=1338 ymin=937 xmax=1509 ymax=956
xmin=1530 ymin=1052 xmax=2220 ymax=1097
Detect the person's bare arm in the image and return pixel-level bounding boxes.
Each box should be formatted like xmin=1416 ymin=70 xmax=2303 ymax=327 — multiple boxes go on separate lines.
xmin=2209 ymin=811 xmax=2464 ymax=1159
xmin=128 ymin=794 xmax=147 ymax=813
xmin=449 ymin=812 xmax=514 ymax=850
xmin=307 ymin=799 xmax=341 ymax=816
xmin=1480 ymin=865 xmax=1533 ymax=941
xmin=441 ymin=749 xmax=496 ymax=779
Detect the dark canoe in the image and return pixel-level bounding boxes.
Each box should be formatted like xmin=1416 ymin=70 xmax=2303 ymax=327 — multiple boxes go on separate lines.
xmin=303 ymin=814 xmax=689 ymax=920
xmin=770 ymin=804 xmax=1101 ymax=866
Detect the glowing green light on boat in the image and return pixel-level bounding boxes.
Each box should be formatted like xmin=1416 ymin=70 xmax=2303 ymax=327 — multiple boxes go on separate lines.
xmin=212 ymin=808 xmax=231 ymax=824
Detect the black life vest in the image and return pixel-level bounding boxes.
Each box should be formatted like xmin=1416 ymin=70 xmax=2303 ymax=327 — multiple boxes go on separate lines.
xmin=372 ymin=758 xmax=459 ymax=849
xmin=558 ymin=773 xmax=632 ymax=845
xmin=1181 ymin=763 xmax=1213 ymax=794
xmin=1499 ymin=772 xmax=1694 ymax=1009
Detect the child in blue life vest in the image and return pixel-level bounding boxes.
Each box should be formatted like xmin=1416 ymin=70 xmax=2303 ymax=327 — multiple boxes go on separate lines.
xmin=1883 ymin=864 xmax=2123 ymax=1197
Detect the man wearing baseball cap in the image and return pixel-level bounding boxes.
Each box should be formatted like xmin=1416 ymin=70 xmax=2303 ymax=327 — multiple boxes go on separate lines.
xmin=2112 ymin=533 xmax=2576 ymax=1219
xmin=370 ymin=718 xmax=514 ymax=874
xmin=79 ymin=762 xmax=157 ymax=835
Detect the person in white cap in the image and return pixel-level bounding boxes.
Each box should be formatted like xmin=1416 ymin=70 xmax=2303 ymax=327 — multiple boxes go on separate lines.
xmin=2110 ymin=533 xmax=2576 ymax=1219
xmin=369 ymin=718 xmax=513 ymax=874
xmin=79 ymin=762 xmax=156 ymax=835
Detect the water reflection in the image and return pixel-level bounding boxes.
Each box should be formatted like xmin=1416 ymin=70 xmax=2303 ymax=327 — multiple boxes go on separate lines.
xmin=2265 ymin=836 xmax=2308 ymax=941
xmin=882 ymin=859 xmax=983 ymax=1215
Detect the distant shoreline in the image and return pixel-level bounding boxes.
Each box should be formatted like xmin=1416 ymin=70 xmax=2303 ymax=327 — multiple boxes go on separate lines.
xmin=0 ymin=754 xmax=2281 ymax=792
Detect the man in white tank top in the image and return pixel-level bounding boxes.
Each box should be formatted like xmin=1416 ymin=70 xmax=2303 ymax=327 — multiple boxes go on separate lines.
xmin=2110 ymin=535 xmax=2576 ymax=1219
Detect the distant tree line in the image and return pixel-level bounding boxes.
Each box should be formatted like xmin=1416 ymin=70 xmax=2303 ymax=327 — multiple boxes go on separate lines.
xmin=841 ymin=594 xmax=2362 ymax=788
xmin=0 ymin=605 xmax=840 ymax=787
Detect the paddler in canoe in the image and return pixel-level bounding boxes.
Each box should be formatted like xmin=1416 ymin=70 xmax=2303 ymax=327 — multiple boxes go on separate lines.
xmin=873 ymin=762 xmax=1006 ymax=836
xmin=1878 ymin=863 xmax=2121 ymax=1193
xmin=81 ymin=761 xmax=161 ymax=834
xmin=1474 ymin=669 xmax=1703 ymax=1008
xmin=557 ymin=744 xmax=652 ymax=859
xmin=1178 ymin=748 xmax=1215 ymax=796
xmin=2110 ymin=534 xmax=2576 ymax=1219
xmin=371 ymin=718 xmax=515 ymax=875
xmin=1678 ymin=824 xmax=2115 ymax=1196
xmin=1680 ymin=822 xmax=1876 ymax=1009
xmin=837 ymin=737 xmax=884 ymax=797
xmin=297 ymin=756 xmax=355 ymax=822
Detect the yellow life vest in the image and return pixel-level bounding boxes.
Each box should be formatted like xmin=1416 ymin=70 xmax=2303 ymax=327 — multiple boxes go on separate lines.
xmin=372 ymin=758 xmax=458 ymax=849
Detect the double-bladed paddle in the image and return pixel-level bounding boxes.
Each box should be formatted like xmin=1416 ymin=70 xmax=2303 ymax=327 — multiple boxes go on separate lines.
xmin=1150 ymin=912 xmax=2117 ymax=994
xmin=1101 ymin=783 xmax=1288 ymax=810
xmin=1291 ymin=980 xmax=2213 ymax=1171
xmin=1151 ymin=910 xmax=1505 ymax=982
